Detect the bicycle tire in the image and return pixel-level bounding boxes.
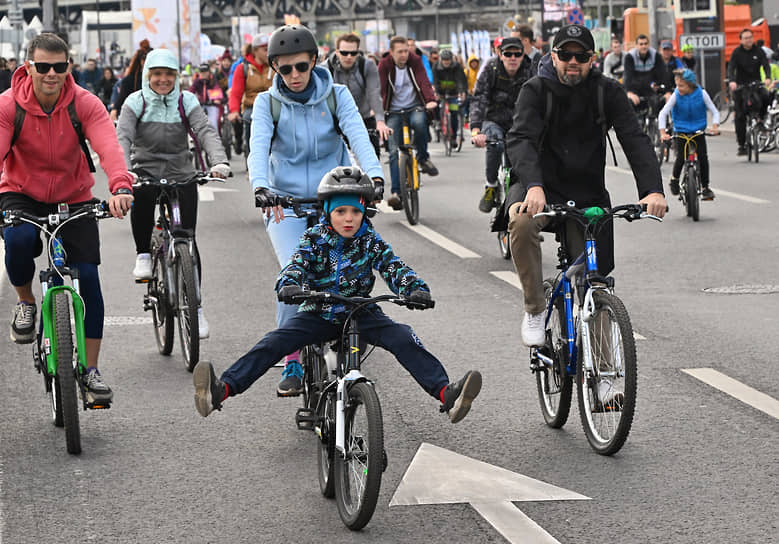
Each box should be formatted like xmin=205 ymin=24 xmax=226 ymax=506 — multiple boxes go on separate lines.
xmin=399 ymin=153 xmax=419 ymax=225
xmin=746 ymin=122 xmax=754 ymax=162
xmin=441 ymin=110 xmax=451 ymax=156
xmin=54 ymin=291 xmax=81 ymax=455
xmin=752 ymin=123 xmax=760 ymax=163
xmin=535 ymin=279 xmax=573 ymax=428
xmin=49 ymin=368 xmax=64 ymax=427
xmin=576 ymin=290 xmax=637 ymax=456
xmin=335 ymin=381 xmax=384 ymax=531
xmin=150 ymin=234 xmax=174 ymax=355
xmin=713 ymin=91 xmax=731 ymax=124
xmin=648 ymin=119 xmax=663 ymax=163
xmin=174 ymin=242 xmax=200 ymax=371
xmin=220 ymin=117 xmax=233 ymax=160
xmin=687 ymin=166 xmax=700 ymax=222
xmin=317 ymin=389 xmax=336 ymax=498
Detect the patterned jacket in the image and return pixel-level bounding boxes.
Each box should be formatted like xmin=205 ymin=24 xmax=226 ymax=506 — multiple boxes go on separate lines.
xmin=276 ymin=217 xmax=429 ymax=323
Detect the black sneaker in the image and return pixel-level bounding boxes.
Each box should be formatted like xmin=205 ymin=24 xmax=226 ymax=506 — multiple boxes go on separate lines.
xmin=277 ymin=361 xmax=304 ymax=397
xmin=478 ymin=186 xmax=497 ymax=213
xmin=10 ymin=301 xmax=36 ymax=344
xmin=701 ymin=187 xmax=715 ymax=200
xmin=669 ymin=177 xmax=680 ymax=195
xmin=737 ymin=147 xmax=747 ymax=156
xmin=81 ymin=368 xmax=114 ymax=404
xmin=419 ymin=159 xmax=439 ymax=176
xmin=193 ymin=362 xmax=226 ymax=417
xmin=440 ymin=370 xmax=482 ymax=423
xmin=387 ymin=193 xmax=402 ymax=210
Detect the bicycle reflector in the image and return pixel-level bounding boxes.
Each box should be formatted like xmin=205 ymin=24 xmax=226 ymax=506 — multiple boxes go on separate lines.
xmin=583 ymin=206 xmax=606 ymax=224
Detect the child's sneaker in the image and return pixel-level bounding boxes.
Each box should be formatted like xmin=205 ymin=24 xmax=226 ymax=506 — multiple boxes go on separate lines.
xmin=277 ymin=361 xmax=304 ymax=397
xmin=440 ymin=370 xmax=482 ymax=423
xmin=193 ymin=362 xmax=226 ymax=417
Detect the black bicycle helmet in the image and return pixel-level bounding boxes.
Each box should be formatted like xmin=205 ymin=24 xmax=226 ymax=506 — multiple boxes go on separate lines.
xmin=317 ymin=166 xmax=376 ymax=202
xmin=267 ymin=25 xmax=318 ymax=63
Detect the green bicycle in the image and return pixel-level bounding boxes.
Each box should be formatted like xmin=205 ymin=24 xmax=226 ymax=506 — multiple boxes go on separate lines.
xmin=2 ymin=201 xmax=112 ymax=455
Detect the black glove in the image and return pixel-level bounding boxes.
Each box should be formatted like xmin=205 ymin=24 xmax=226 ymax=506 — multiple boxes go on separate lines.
xmin=372 ymin=179 xmax=385 ymax=202
xmin=254 ymin=187 xmax=278 ymax=208
xmin=277 ymin=285 xmax=305 ymax=304
xmin=406 ymin=290 xmax=433 ymax=309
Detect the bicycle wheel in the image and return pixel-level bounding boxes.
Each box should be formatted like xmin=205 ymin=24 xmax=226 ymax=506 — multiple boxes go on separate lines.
xmin=150 ymin=234 xmax=174 ymax=355
xmin=316 ymin=389 xmax=336 ymax=498
xmin=746 ymin=124 xmax=754 ymax=162
xmin=713 ymin=91 xmax=731 ymax=124
xmin=441 ymin=111 xmax=451 ymax=156
xmin=752 ymin=123 xmax=760 ymax=163
xmin=687 ymin=166 xmax=700 ymax=222
xmin=220 ymin=116 xmax=233 ymax=160
xmin=53 ymin=291 xmax=81 ymax=455
xmin=648 ymin=120 xmax=663 ymax=162
xmin=576 ymin=290 xmax=637 ymax=456
xmin=335 ymin=381 xmax=384 ymax=531
xmin=174 ymin=242 xmax=200 ymax=371
xmin=399 ymin=153 xmax=419 ymax=225
xmin=535 ymin=279 xmax=573 ymax=428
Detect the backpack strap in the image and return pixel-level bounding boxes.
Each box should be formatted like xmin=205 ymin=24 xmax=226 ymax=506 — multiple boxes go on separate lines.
xmin=67 ymin=99 xmax=96 ymax=173
xmin=357 ymin=55 xmax=366 ymax=83
xmin=595 ymin=78 xmax=618 ymax=166
xmin=269 ymin=94 xmax=282 ymax=148
xmin=3 ymin=102 xmax=26 ymax=162
xmin=538 ymin=86 xmax=554 ymax=153
xmin=243 ymin=59 xmax=251 ymax=84
xmin=179 ymin=93 xmax=207 ymax=172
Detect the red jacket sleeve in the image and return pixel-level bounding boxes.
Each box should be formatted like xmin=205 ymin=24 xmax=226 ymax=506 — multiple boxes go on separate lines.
xmin=229 ymin=64 xmax=245 ymax=113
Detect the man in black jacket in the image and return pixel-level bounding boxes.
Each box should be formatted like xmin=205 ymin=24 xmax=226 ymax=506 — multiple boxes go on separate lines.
xmin=727 ymin=28 xmax=772 ymax=155
xmin=471 ymin=37 xmax=533 ymax=213
xmin=505 ymin=25 xmax=666 ymax=350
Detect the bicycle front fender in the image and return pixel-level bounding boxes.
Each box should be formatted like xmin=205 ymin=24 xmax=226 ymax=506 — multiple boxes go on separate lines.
xmin=41 ymin=285 xmax=87 ymax=376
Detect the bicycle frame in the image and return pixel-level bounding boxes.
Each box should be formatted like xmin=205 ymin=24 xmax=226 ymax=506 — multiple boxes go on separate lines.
xmin=391 ymin=109 xmax=421 ymax=191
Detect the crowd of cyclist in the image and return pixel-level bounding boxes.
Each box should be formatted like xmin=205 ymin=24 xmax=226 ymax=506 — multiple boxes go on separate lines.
xmin=1 ymin=21 xmax=777 ymax=424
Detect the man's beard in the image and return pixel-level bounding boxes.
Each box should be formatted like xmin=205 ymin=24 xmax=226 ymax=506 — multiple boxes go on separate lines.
xmin=559 ymin=71 xmax=583 ymax=86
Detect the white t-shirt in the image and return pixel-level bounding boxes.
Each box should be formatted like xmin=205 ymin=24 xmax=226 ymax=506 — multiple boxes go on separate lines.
xmin=390 ymin=65 xmax=420 ymax=111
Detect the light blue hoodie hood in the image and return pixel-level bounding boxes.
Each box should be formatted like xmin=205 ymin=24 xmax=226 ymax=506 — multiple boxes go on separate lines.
xmin=141 ymin=48 xmax=182 ymax=105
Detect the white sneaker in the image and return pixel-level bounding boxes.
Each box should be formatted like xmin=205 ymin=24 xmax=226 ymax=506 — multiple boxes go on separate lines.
xmin=597 ymin=379 xmax=624 ymax=407
xmin=521 ymin=311 xmax=546 ymax=347
xmin=133 ymin=253 xmax=153 ymax=280
xmin=198 ymin=307 xmax=210 ymax=339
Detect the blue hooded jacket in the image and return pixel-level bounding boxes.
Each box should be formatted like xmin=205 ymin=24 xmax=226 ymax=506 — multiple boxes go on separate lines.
xmin=248 ymin=65 xmax=383 ymax=198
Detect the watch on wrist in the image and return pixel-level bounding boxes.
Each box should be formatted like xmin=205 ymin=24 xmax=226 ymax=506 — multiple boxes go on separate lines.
xmin=113 ymin=188 xmax=132 ymax=196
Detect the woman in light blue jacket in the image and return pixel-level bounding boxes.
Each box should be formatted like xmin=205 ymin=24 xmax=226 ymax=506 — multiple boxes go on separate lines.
xmin=247 ymin=24 xmax=384 ymax=396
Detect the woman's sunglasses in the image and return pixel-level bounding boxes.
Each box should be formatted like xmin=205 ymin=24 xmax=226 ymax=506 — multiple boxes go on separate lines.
xmin=553 ymin=49 xmax=592 ymax=63
xmin=338 ymin=50 xmax=360 ymax=56
xmin=29 ymin=61 xmax=69 ymax=74
xmin=276 ymin=61 xmax=311 ymax=76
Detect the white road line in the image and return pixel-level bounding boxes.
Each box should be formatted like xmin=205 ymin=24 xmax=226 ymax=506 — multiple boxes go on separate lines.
xmin=490 ymin=271 xmax=646 ymax=340
xmin=713 ymin=189 xmax=770 ymax=204
xmin=681 ymin=368 xmax=779 ymax=420
xmin=400 ymin=223 xmax=481 ymax=259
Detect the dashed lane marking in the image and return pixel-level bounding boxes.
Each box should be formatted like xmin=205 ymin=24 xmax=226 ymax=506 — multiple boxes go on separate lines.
xmin=682 ymin=368 xmax=779 ymax=420
xmin=400 ymin=223 xmax=481 ymax=259
xmin=712 ymin=189 xmax=770 ymax=204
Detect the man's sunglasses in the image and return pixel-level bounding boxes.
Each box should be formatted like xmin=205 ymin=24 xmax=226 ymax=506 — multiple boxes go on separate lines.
xmin=29 ymin=61 xmax=69 ymax=74
xmin=501 ymin=51 xmax=523 ymax=58
xmin=338 ymin=50 xmax=360 ymax=57
xmin=276 ymin=61 xmax=311 ymax=75
xmin=553 ymin=49 xmax=592 ymax=63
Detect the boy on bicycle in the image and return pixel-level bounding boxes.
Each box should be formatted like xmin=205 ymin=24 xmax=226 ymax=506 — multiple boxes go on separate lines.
xmin=659 ymin=69 xmax=720 ymax=200
xmin=193 ymin=167 xmax=481 ymax=423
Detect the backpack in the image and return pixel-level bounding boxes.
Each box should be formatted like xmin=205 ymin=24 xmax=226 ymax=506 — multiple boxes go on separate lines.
xmin=137 ymin=92 xmax=207 ymax=171
xmin=268 ymin=89 xmax=349 ymax=149
xmin=539 ymin=76 xmax=618 ymax=166
xmin=6 ymin=99 xmax=96 ymax=172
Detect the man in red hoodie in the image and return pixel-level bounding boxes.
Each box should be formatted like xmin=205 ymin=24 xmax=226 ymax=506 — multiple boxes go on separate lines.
xmin=0 ymin=33 xmax=134 ymax=403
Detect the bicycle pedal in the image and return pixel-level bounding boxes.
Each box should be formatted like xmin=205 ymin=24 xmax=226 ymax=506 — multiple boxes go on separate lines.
xmin=135 ymin=278 xmax=151 ymax=284
xmin=295 ymin=408 xmax=316 ymax=430
xmin=86 ymin=401 xmax=112 ymax=410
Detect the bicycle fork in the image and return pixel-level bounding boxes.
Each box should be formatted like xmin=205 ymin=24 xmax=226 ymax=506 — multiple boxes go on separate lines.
xmin=334 ymin=325 xmax=369 ymax=456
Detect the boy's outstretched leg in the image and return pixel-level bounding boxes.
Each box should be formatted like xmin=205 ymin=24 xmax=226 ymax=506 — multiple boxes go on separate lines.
xmin=194 ymin=362 xmax=227 ymax=417
xmin=440 ymin=370 xmax=482 ymax=423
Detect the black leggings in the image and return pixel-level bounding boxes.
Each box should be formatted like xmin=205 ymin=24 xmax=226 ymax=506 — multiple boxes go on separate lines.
xmin=672 ymin=133 xmax=710 ymax=187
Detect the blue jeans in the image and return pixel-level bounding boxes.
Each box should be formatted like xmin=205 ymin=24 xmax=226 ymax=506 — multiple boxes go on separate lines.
xmin=386 ymin=109 xmax=430 ymax=194
xmin=482 ymin=120 xmax=505 ymax=187
xmin=221 ymin=309 xmax=450 ymax=399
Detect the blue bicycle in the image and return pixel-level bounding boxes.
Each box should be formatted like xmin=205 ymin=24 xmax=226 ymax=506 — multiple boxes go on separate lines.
xmin=530 ymin=202 xmax=662 ymax=455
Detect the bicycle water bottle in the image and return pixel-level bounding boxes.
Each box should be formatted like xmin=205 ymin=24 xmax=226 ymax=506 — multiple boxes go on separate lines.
xmin=52 ymin=238 xmax=66 ymax=268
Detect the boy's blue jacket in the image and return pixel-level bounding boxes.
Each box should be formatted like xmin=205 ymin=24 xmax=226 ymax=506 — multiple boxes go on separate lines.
xmin=276 ymin=217 xmax=429 ymax=323
xmin=248 ymin=66 xmax=383 ymax=199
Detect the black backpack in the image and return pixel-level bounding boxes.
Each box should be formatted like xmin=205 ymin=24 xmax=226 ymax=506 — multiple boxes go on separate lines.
xmin=5 ymin=99 xmax=96 ymax=172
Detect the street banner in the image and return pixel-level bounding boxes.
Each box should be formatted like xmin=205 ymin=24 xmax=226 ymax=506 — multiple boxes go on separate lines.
xmin=131 ymin=0 xmax=201 ymax=66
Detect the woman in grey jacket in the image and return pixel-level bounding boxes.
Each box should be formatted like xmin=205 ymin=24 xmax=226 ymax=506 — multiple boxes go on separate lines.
xmin=117 ymin=48 xmax=231 ymax=339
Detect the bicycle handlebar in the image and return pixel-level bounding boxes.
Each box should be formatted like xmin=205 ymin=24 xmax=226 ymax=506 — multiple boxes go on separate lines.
xmin=279 ymin=290 xmax=435 ymax=310
xmin=2 ymin=201 xmax=111 ymax=228
xmin=533 ymin=202 xmax=664 ymax=223
xmin=132 ymin=171 xmax=228 ymax=189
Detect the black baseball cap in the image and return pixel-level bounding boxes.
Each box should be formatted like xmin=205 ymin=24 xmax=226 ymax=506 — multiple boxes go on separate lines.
xmin=499 ymin=37 xmax=523 ymax=52
xmin=552 ymin=25 xmax=595 ymax=52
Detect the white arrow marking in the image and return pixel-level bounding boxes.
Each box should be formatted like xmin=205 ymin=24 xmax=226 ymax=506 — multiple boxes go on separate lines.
xmin=390 ymin=443 xmax=589 ymax=543
xmin=198 ymin=186 xmax=239 ymax=201
xmin=682 ymin=368 xmax=779 ymax=420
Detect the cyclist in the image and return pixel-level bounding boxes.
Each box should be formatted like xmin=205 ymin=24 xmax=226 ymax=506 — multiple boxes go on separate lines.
xmin=504 ymin=25 xmax=667 ymax=396
xmin=727 ymin=28 xmax=772 ymax=155
xmin=248 ymin=24 xmax=384 ymax=396
xmin=660 ymin=40 xmax=683 ymax=89
xmin=214 ymin=50 xmax=233 ymax=92
xmin=0 ymin=33 xmax=135 ymax=403
xmin=189 ymin=63 xmax=226 ymax=132
xmin=514 ymin=24 xmax=541 ymax=74
xmin=193 ymin=167 xmax=482 ymax=423
xmin=323 ymin=32 xmax=392 ymax=159
xmin=463 ymin=53 xmax=481 ymax=121
xmin=470 ymin=37 xmax=532 ymax=213
xmin=602 ymin=38 xmax=624 ymax=81
xmin=228 ymin=34 xmax=274 ymax=156
xmin=432 ymin=49 xmax=467 ymax=146
xmin=681 ymin=44 xmax=696 ymax=70
xmin=116 ymin=48 xmax=231 ymax=339
xmin=378 ymin=36 xmax=439 ymax=210
xmin=623 ymin=34 xmax=671 ymax=108
xmin=659 ymin=69 xmax=719 ymax=200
